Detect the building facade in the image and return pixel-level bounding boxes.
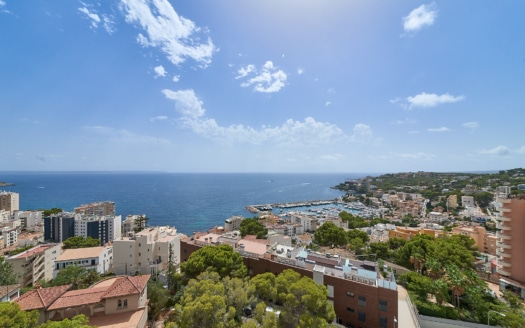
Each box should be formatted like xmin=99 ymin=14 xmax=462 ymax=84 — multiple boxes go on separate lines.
xmin=6 ymin=243 xmax=62 ymax=286
xmin=113 ymin=226 xmax=181 ymax=276
xmin=74 ymin=201 xmax=116 ymax=216
xmin=44 ymin=213 xmax=121 ymax=245
xmin=496 ymin=198 xmax=525 ymax=298
xmin=0 ymin=191 xmax=19 ymax=214
xmin=53 ymin=246 xmax=113 ymax=277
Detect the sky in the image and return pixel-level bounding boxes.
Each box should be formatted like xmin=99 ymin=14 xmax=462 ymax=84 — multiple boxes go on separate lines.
xmin=1 ymin=1 xmax=524 ymax=173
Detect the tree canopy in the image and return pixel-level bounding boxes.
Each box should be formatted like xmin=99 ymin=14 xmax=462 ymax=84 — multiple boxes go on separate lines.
xmin=0 ymin=302 xmax=38 ymax=328
xmin=63 ymin=236 xmax=101 ymax=249
xmin=0 ymin=256 xmax=18 ymax=286
xmin=240 ymin=218 xmax=268 ymax=239
xmin=38 ymin=314 xmax=95 ymax=328
xmin=314 ymin=222 xmax=347 ymax=247
xmin=181 ymin=244 xmax=247 ymax=280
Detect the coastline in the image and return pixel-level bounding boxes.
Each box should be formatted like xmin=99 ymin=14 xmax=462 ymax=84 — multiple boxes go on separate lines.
xmin=0 ymin=182 xmax=15 ymax=187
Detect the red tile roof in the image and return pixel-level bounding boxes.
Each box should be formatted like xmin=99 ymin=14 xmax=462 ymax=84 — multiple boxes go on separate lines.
xmin=102 ymin=275 xmax=150 ymax=299
xmin=47 ymin=287 xmax=107 ymax=310
xmin=16 ymin=285 xmax=72 ymax=311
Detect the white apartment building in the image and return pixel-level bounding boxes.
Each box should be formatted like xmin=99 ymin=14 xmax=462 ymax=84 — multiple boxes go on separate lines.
xmin=0 ymin=191 xmax=19 ymax=214
xmin=462 ymin=196 xmax=475 ymax=207
xmin=74 ymin=215 xmax=122 ymax=245
xmin=113 ymin=226 xmax=181 ymax=276
xmin=53 ymin=246 xmax=113 ymax=277
xmin=14 ymin=210 xmax=43 ymax=231
xmin=0 ymin=209 xmax=10 ymax=222
xmin=7 ymin=243 xmax=62 ymax=286
xmin=1 ymin=226 xmax=18 ymax=247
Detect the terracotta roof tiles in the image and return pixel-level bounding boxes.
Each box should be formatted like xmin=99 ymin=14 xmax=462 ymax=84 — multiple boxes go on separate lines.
xmin=15 ymin=285 xmax=72 ymax=311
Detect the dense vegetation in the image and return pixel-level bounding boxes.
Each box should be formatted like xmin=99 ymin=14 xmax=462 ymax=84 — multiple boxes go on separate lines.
xmin=63 ymin=236 xmax=101 ymax=249
xmin=240 ymin=217 xmax=268 ymax=239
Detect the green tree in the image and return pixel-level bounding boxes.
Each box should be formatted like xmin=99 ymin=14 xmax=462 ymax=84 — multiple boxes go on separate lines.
xmin=0 ymin=302 xmax=38 ymax=328
xmin=63 ymin=236 xmax=101 ymax=248
xmin=0 ymin=256 xmax=18 ymax=286
xmin=51 ymin=266 xmax=100 ymax=290
xmin=240 ymin=218 xmax=268 ymax=238
xmin=134 ymin=215 xmax=149 ymax=233
xmin=250 ymin=272 xmax=277 ymax=302
xmin=38 ymin=314 xmax=95 ymax=327
xmin=147 ymin=279 xmax=170 ymax=321
xmin=347 ymin=229 xmax=369 ymax=244
xmin=41 ymin=208 xmax=63 ymax=217
xmin=474 ymin=191 xmax=494 ymax=209
xmin=314 ymin=222 xmax=347 ymax=247
xmin=181 ymin=244 xmax=247 ymax=280
xmin=368 ymin=242 xmax=389 ymax=260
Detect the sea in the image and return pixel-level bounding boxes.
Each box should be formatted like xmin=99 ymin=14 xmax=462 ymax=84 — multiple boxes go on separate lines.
xmin=0 ymin=172 xmax=371 ymax=235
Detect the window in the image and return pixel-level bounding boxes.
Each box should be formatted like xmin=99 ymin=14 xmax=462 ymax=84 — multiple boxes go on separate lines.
xmin=379 ymin=317 xmax=387 ymax=328
xmin=347 ymin=291 xmax=354 ymax=297
xmin=123 ymin=299 xmax=128 ymax=308
xmin=358 ymin=311 xmax=366 ymax=322
xmin=346 ymin=307 xmax=354 ymax=312
xmin=379 ymin=300 xmax=387 ymax=312
xmin=358 ymin=295 xmax=366 ymax=307
xmin=117 ymin=300 xmax=122 ymax=308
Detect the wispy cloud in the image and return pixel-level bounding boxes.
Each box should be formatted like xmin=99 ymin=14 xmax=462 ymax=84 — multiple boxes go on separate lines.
xmin=120 ymin=0 xmax=215 ymax=67
xmin=236 ymin=61 xmax=287 ymax=93
xmin=480 ymin=146 xmax=510 ymax=156
xmin=78 ymin=3 xmax=115 ymax=34
xmin=150 ymin=115 xmax=168 ymax=122
xmin=161 ymin=88 xmax=374 ymax=146
xmin=325 ymin=101 xmax=332 ymax=107
xmin=391 ymin=118 xmax=416 ymax=125
xmin=403 ymin=3 xmax=438 ymax=32
xmin=154 ymin=65 xmax=167 ymax=78
xmin=405 ymin=92 xmax=464 ymax=109
xmin=427 ymin=127 xmax=450 ymax=132
xmin=297 ymin=67 xmax=304 ymax=75
xmin=462 ymin=122 xmax=479 ymax=129
xmin=36 ymin=154 xmax=64 ymax=162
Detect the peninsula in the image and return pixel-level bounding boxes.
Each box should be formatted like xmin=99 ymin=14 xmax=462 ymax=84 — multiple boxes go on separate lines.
xmin=0 ymin=181 xmax=15 ymax=187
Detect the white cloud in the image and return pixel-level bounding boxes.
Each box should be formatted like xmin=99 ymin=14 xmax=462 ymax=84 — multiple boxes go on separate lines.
xmin=0 ymin=1 xmax=5 ymax=7
xmin=427 ymin=127 xmax=450 ymax=132
xmin=236 ymin=61 xmax=287 ymax=93
xmin=120 ymin=0 xmax=215 ymax=67
xmin=325 ymin=101 xmax=332 ymax=107
xmin=406 ymin=92 xmax=464 ymax=109
xmin=78 ymin=6 xmax=101 ymax=29
xmin=391 ymin=118 xmax=416 ymax=125
xmin=154 ymin=65 xmax=167 ymax=78
xmin=349 ymin=123 xmax=374 ymax=143
xmin=150 ymin=115 xmax=168 ymax=122
xmin=403 ymin=3 xmax=438 ymax=32
xmin=297 ymin=67 xmax=304 ymax=75
xmin=516 ymin=146 xmax=525 ymax=154
xmin=480 ymin=146 xmax=510 ymax=156
xmin=78 ymin=4 xmax=115 ymax=34
xmin=462 ymin=122 xmax=479 ymax=129
xmin=162 ymin=88 xmax=364 ymax=146
xmin=408 ymin=130 xmax=420 ymax=134
xmin=172 ymin=75 xmax=180 ymax=82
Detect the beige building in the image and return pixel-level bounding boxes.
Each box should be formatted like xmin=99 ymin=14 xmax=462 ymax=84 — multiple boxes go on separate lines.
xmin=74 ymin=201 xmax=115 ymax=216
xmin=451 ymin=225 xmax=497 ymax=255
xmin=0 ymin=191 xmax=19 ymax=214
xmin=54 ymin=246 xmax=113 ymax=277
xmin=113 ymin=226 xmax=181 ymax=276
xmin=224 ymin=216 xmax=243 ymax=232
xmin=447 ymin=194 xmax=458 ymax=209
xmin=7 ymin=243 xmax=62 ymax=286
xmin=15 ymin=275 xmax=150 ymax=327
xmin=497 ymin=198 xmax=525 ymax=298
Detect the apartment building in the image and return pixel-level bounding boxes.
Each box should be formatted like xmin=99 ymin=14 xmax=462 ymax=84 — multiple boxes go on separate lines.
xmin=0 ymin=191 xmax=19 ymax=214
xmin=447 ymin=194 xmax=458 ymax=209
xmin=74 ymin=201 xmax=116 ymax=216
xmin=54 ymin=246 xmax=113 ymax=277
xmin=16 ymin=275 xmax=150 ymax=327
xmin=44 ymin=212 xmax=121 ymax=245
xmin=224 ymin=216 xmax=243 ymax=232
xmin=181 ymin=233 xmax=398 ymax=328
xmin=6 ymin=243 xmax=62 ymax=286
xmin=14 ymin=210 xmax=43 ymax=231
xmin=462 ymin=196 xmax=475 ymax=207
xmin=1 ymin=226 xmax=18 ymax=247
xmin=388 ymin=226 xmax=442 ymax=241
xmin=113 ymin=226 xmax=181 ymax=276
xmin=451 ymin=225 xmax=497 ymax=255
xmin=496 ymin=198 xmax=525 ymax=298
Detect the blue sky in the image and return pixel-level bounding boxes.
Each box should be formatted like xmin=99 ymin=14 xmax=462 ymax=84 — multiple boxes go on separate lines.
xmin=1 ymin=1 xmax=524 ymax=173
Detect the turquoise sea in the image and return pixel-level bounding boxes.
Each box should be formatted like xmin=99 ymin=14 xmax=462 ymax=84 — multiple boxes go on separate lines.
xmin=0 ymin=172 xmax=370 ymax=235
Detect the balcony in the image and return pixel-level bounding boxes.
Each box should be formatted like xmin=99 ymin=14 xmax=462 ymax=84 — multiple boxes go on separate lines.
xmin=497 ymin=249 xmax=511 ymax=258
xmin=499 ymin=234 xmax=511 ymax=240
xmin=498 ymin=215 xmax=511 ymax=222
xmin=498 ymin=268 xmax=511 ymax=276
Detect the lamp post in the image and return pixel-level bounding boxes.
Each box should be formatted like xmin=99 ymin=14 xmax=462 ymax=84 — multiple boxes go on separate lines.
xmin=393 ymin=316 xmax=397 ymax=328
xmin=487 ymin=310 xmax=505 ymax=326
